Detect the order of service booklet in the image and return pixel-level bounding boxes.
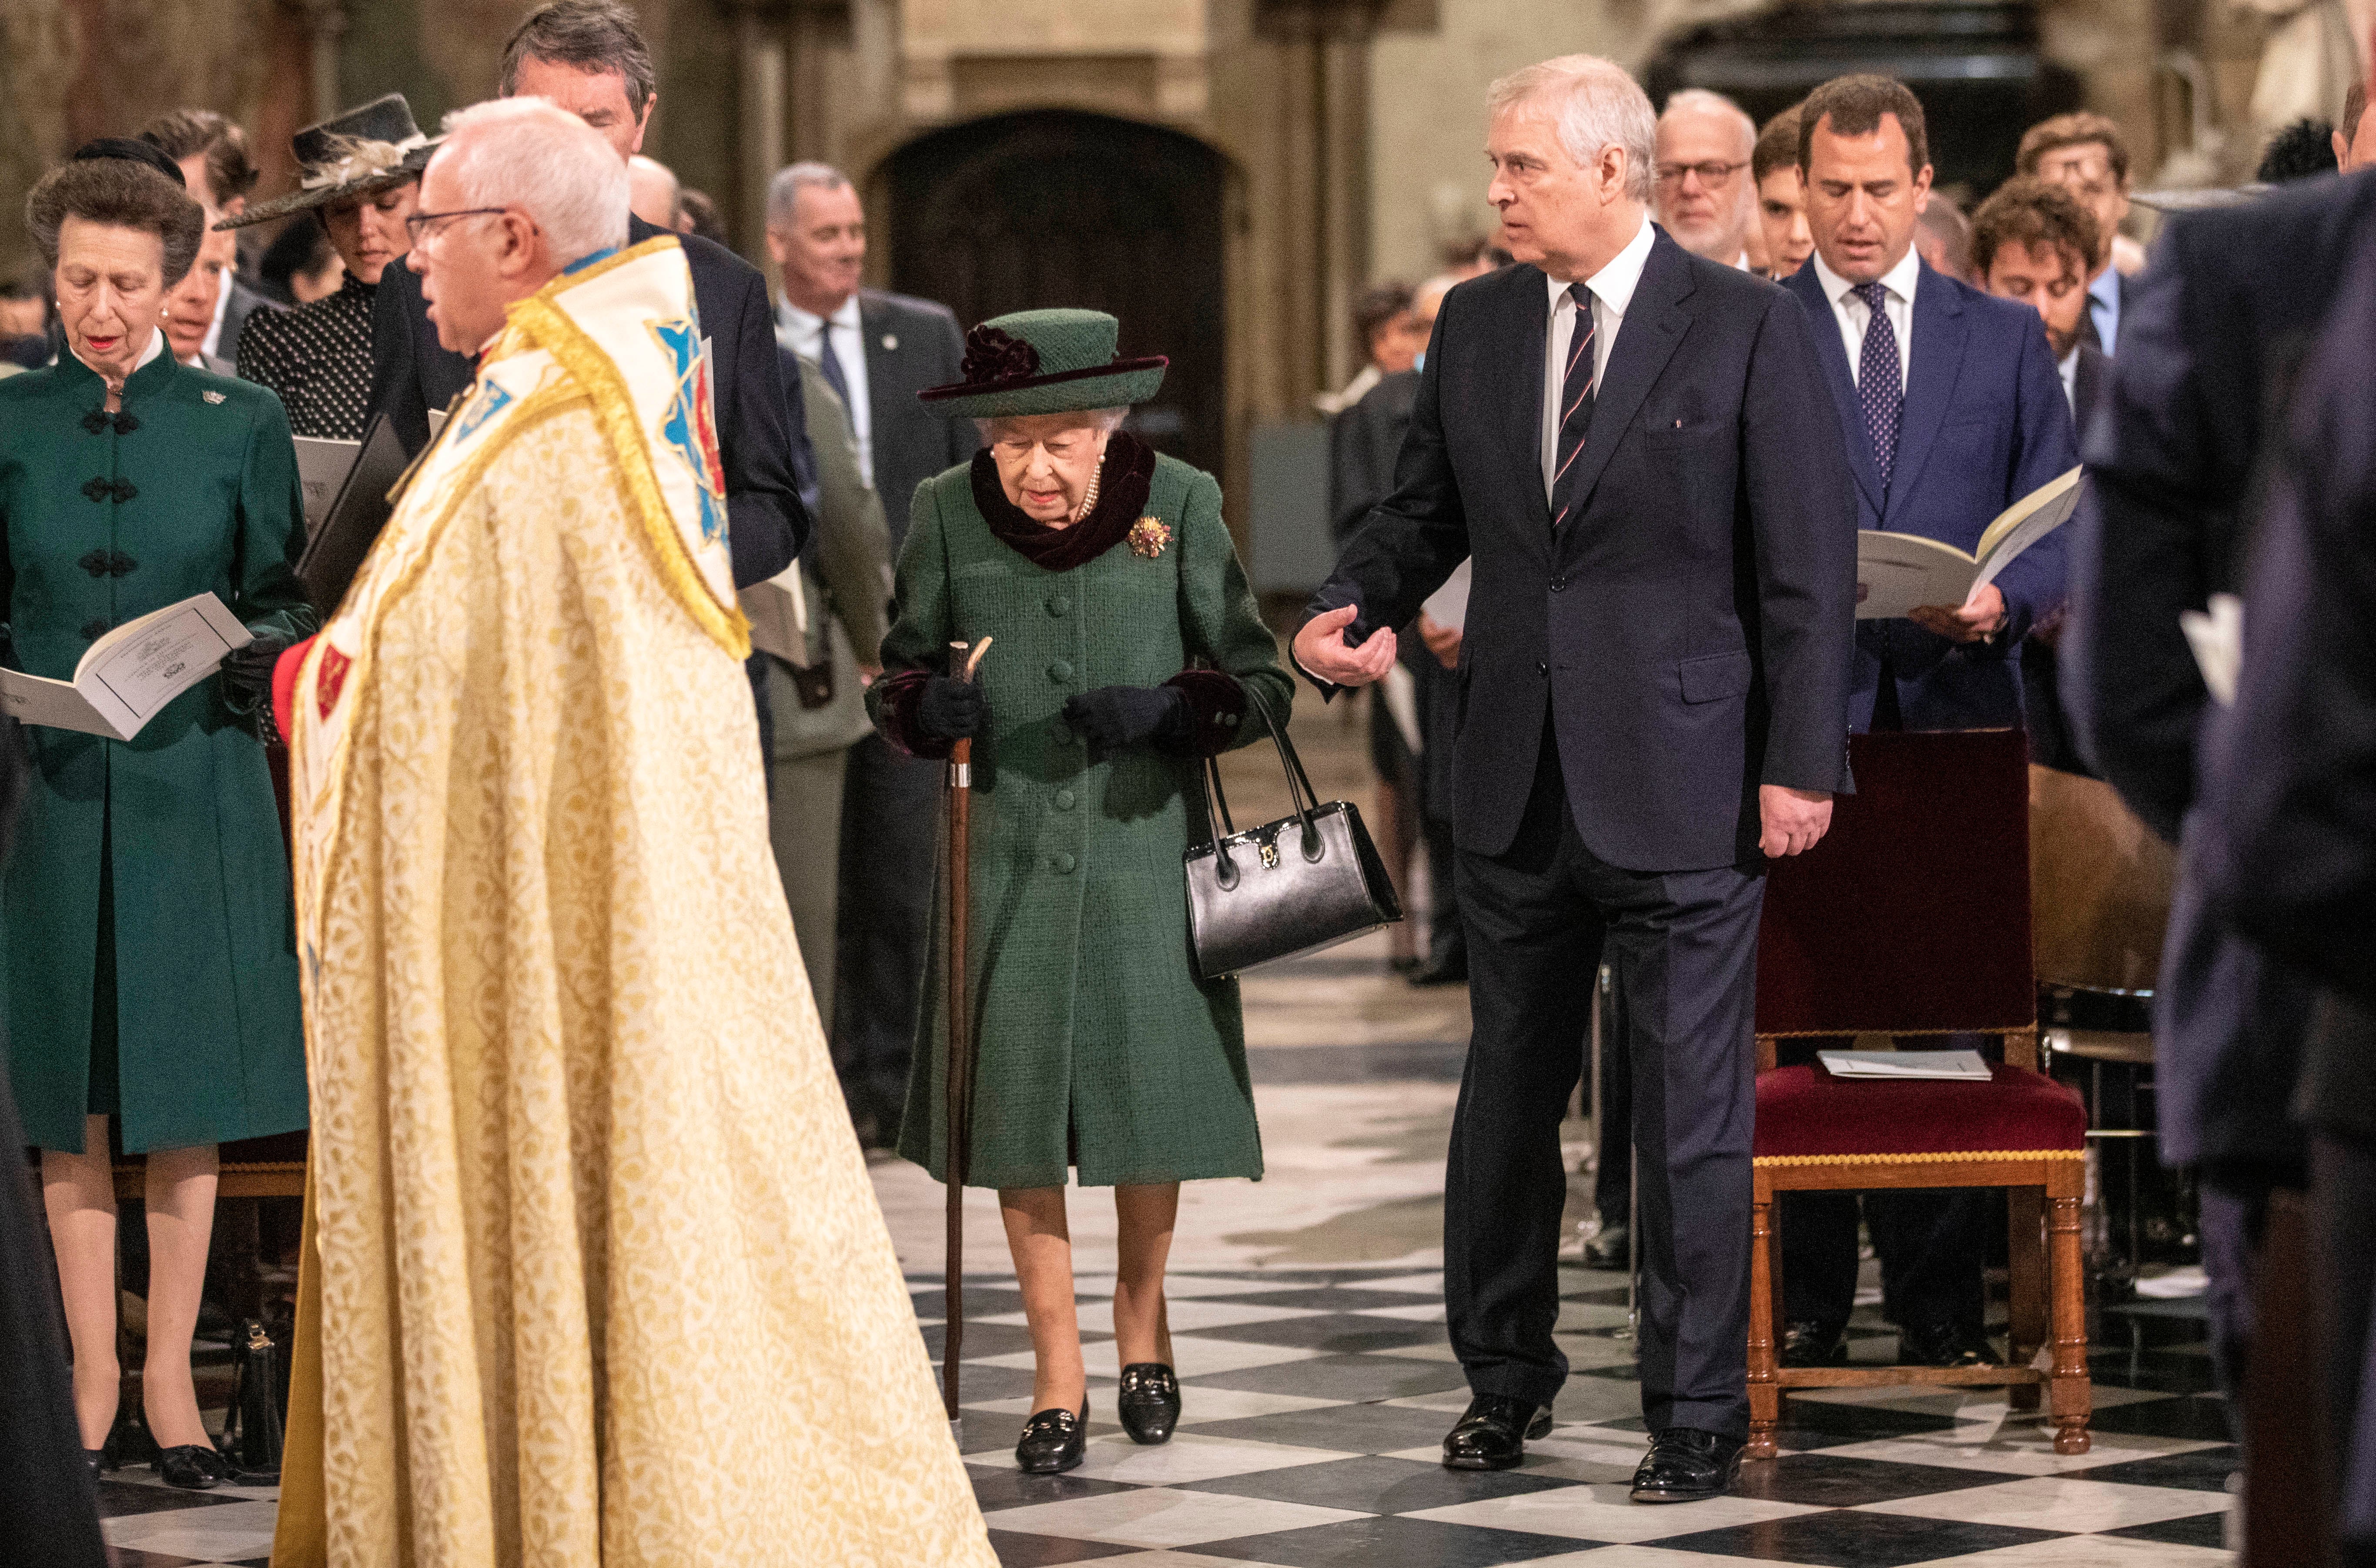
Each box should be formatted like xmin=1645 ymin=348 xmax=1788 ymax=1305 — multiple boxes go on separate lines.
xmin=292 ymin=434 xmax=363 ymax=531
xmin=1818 ymin=1049 xmax=1992 ymax=1082
xmin=1855 ymin=465 xmax=2085 ymax=621
xmin=0 ymin=594 xmax=252 ymax=739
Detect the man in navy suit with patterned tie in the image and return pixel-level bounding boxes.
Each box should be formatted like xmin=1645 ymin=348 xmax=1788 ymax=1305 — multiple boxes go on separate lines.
xmin=1298 ymin=54 xmax=1857 ymax=1503
xmin=1775 ymin=75 xmax=2078 ymax=1372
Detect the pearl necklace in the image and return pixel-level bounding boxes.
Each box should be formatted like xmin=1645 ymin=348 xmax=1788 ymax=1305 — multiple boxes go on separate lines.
xmin=1071 ymin=456 xmax=1104 ymax=524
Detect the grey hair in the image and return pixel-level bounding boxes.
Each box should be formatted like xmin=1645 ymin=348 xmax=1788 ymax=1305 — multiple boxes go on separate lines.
xmin=1659 ymin=88 xmax=1757 ymax=160
xmin=436 ymin=98 xmax=629 ymax=267
xmin=766 ymin=161 xmax=853 ymax=232
xmin=974 ymin=408 xmax=1129 ymax=443
xmin=1487 ymin=54 xmax=1657 ymax=204
xmin=499 ymin=0 xmax=656 ymax=114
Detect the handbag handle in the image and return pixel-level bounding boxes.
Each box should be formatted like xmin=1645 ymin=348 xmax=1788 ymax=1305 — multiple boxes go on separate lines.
xmin=1198 ymin=683 xmax=1323 ymax=886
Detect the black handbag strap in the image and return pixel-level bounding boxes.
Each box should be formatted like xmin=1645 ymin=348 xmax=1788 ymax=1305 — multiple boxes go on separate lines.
xmin=1198 ymin=683 xmax=1323 ymax=868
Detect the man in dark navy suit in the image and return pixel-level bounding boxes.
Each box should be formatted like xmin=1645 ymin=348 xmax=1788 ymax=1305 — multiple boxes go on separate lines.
xmin=367 ymin=0 xmax=807 ymax=590
xmin=1297 ymin=53 xmax=1856 ymax=1503
xmin=1775 ymin=76 xmax=2078 ymax=1374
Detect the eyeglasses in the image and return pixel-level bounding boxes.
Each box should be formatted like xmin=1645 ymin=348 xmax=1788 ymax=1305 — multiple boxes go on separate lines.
xmin=403 ymin=207 xmax=509 ymax=244
xmin=1654 ymin=160 xmax=1747 ymax=189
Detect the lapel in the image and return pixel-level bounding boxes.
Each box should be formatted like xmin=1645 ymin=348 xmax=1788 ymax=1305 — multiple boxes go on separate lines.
xmin=1883 ymin=260 xmax=1969 ymax=524
xmin=858 ymin=292 xmax=893 ymax=438
xmin=1558 ymin=228 xmax=1692 ymax=531
xmin=1504 ymin=270 xmax=1553 ymax=537
xmin=1785 ymin=263 xmax=1883 ymax=518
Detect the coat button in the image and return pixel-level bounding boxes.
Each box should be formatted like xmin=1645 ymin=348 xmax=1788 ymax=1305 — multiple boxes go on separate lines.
xmin=1536 ymin=661 xmax=1549 ymax=676
xmin=1054 ymin=789 xmax=1076 ymax=811
xmin=80 ymin=618 xmax=110 ymax=641
xmin=1550 ymin=575 xmax=1567 ymax=591
xmin=1049 ymin=852 xmax=1077 ymax=874
xmin=1047 ymin=593 xmax=1071 ymax=616
xmin=1048 ymin=659 xmax=1074 ymax=682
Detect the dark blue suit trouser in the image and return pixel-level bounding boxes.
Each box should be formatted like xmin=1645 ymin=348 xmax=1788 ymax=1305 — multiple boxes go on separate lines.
xmin=1447 ymin=729 xmax=1763 ymax=1436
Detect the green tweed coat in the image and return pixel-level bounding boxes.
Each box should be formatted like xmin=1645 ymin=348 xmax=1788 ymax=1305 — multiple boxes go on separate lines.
xmin=0 ymin=348 xmax=315 ymax=1154
xmin=873 ymin=449 xmax=1290 ymax=1190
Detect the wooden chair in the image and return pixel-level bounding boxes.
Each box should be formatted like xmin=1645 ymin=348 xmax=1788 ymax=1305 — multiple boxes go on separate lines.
xmin=1747 ymin=729 xmax=2092 ymax=1460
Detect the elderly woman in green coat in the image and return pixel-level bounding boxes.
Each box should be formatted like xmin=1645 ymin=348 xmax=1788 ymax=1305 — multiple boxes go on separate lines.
xmin=870 ymin=309 xmax=1290 ymax=1474
xmin=2 ymin=144 xmax=313 ymax=1488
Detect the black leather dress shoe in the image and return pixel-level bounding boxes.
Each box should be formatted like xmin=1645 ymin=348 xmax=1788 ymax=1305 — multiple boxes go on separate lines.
xmin=1583 ymin=1224 xmax=1630 ymax=1270
xmin=1781 ymin=1318 xmax=1849 ymax=1367
xmin=1441 ymin=1394 xmax=1553 ymax=1471
xmin=156 ymin=1445 xmax=223 ymax=1491
xmin=1898 ymin=1321 xmax=2001 ymax=1368
xmin=1630 ymin=1427 xmax=1744 ymax=1502
xmin=1016 ymin=1397 xmax=1089 ymax=1474
xmin=1117 ymin=1363 xmax=1181 ymax=1445
xmin=84 ymin=1448 xmax=106 ymax=1479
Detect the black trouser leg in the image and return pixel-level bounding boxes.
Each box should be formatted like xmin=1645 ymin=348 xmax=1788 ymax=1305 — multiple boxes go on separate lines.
xmin=1779 ymin=1192 xmax=1863 ymax=1325
xmin=1445 ymin=759 xmax=1601 ymax=1410
xmin=832 ymin=732 xmax=941 ymax=1130
xmin=1594 ymin=1000 xmax=1632 ymax=1226
xmin=2314 ymin=1131 xmax=2376 ymax=1567
xmin=1424 ymin=812 xmax=1466 ymax=968
xmin=1868 ymin=1188 xmax=1991 ymax=1333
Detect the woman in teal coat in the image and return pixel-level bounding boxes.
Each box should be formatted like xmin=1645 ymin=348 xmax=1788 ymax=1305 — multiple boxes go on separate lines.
xmin=870 ymin=309 xmax=1291 ymax=1474
xmin=2 ymin=146 xmax=313 ymax=1487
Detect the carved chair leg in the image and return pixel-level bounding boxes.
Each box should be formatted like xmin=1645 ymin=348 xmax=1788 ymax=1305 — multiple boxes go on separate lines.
xmin=2047 ymin=1172 xmax=2093 ymax=1454
xmin=2007 ymin=1185 xmax=2046 ymax=1413
xmin=1747 ymin=1184 xmax=1779 ymax=1460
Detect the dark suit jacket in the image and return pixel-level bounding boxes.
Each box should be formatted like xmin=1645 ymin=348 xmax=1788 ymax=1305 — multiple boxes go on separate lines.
xmin=853 ymin=288 xmax=977 ymax=549
xmin=368 ymin=214 xmax=808 ymax=587
xmin=1311 ymin=231 xmax=1858 ymax=873
xmin=218 ymin=276 xmax=279 ymax=369
xmin=1329 ymin=368 xmax=1417 ymax=547
xmin=2070 ymin=341 xmax=2110 ymax=435
xmin=1783 ymin=258 xmax=2078 ymax=731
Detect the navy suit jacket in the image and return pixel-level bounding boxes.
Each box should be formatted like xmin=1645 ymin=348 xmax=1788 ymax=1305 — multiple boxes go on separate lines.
xmin=368 ymin=214 xmax=809 ymax=588
xmin=1310 ymin=230 xmax=1858 ymax=873
xmin=1783 ymin=257 xmax=2077 ymax=731
xmin=853 ymin=288 xmax=977 ymax=551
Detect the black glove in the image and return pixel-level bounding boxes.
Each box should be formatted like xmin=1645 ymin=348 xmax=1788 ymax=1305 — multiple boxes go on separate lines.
xmin=916 ymin=675 xmax=986 ymax=741
xmin=1064 ymin=684 xmax=1191 ymax=752
xmin=218 ymin=637 xmax=286 ymax=742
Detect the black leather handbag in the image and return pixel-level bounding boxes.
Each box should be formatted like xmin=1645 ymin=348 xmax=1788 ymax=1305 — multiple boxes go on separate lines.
xmin=1184 ymin=686 xmax=1402 ymax=979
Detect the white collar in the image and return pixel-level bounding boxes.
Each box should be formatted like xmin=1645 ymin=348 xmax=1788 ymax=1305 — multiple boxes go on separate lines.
xmin=1811 ymin=242 xmax=1921 ymax=309
xmin=782 ymin=292 xmax=861 ymax=336
xmin=1545 ymin=213 xmax=1655 ymax=319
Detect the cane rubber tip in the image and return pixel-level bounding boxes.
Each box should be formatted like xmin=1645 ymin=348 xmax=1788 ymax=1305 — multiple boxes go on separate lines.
xmin=950 ymin=1417 xmax=965 ymax=1448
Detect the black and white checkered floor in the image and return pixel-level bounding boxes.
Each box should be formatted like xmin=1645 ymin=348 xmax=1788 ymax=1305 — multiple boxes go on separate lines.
xmin=97 ymin=1267 xmax=2229 ymax=1567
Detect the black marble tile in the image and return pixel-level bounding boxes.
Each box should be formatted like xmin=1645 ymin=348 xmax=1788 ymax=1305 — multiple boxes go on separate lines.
xmin=1645 ymin=1510 xmax=2061 ymax=1566
xmin=985 ymin=1529 xmax=1143 ymax=1565
xmin=93 ymin=1479 xmax=248 ymax=1518
xmin=1187 ymin=1353 xmax=1469 ymax=1402
xmin=1189 ymin=1313 xmax=1449 ymax=1354
xmin=1219 ymin=1286 xmax=1429 ymax=1311
xmin=1180 ymin=1454 xmax=1586 ymax=1514
xmin=2087 ymin=1347 xmax=2225 ymax=1394
xmin=908 ymin=1286 xmax=1031 ymax=1320
xmin=1196 ymin=1514 xmax=1602 ymax=1566
xmin=1763 ymin=1398 xmax=1971 ymax=1447
xmin=970 ymin=1468 xmax=1144 ymax=1515
xmin=940 ymin=1362 xmax=1045 ymax=1404
xmin=102 ymin=1550 xmax=217 ymax=1568
xmin=2108 ymin=1510 xmax=2231 ymax=1550
xmin=2066 ymin=1444 xmax=2239 ymax=1492
xmin=1559 ymin=1281 xmax=1633 ymax=1302
xmin=2092 ymin=1306 xmax=2216 ymax=1348
xmin=1181 ymin=1400 xmax=1460 ymax=1455
xmin=2085 ymin=1393 xmax=2238 ymax=1441
xmin=1249 ymin=1041 xmax=1468 ymax=1084
xmin=1730 ymin=1452 xmax=2008 ymax=1508
xmin=930 ymin=1321 xmax=1115 ymax=1361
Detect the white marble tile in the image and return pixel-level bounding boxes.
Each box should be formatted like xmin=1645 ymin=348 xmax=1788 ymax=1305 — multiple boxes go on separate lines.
xmin=1406 ymin=1484 xmax=1826 ymax=1543
xmin=968 ymin=1333 xmax=1324 ymax=1377
xmin=1857 ymin=1475 xmax=2224 ymax=1532
xmin=1075 ymin=1555 xmax=1303 ymax=1568
xmin=1069 ymin=1274 xmax=1319 ymax=1300
xmin=1784 ymin=1383 xmax=2171 ymax=1414
xmin=1516 ymin=1551 xmax=1868 ymax=1567
xmin=980 ymin=1484 xmax=1364 ymax=1546
xmin=1906 ymin=1537 xmax=2230 ymax=1565
xmin=963 ymin=1384 xmax=1351 ymax=1424
xmin=968 ymin=1431 xmax=1349 ymax=1486
xmin=1347 ymin=1300 xmax=1447 ymax=1321
xmin=103 ymin=1501 xmax=280 ymax=1547
xmin=978 ymin=1297 xmax=1329 ymax=1334
xmin=1339 ymin=1270 xmax=1445 ymax=1296
xmin=1820 ymin=1427 xmax=2228 ymax=1477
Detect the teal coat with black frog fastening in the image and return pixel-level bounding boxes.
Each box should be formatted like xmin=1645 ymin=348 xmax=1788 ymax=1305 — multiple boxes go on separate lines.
xmin=870 ymin=438 xmax=1290 ymax=1190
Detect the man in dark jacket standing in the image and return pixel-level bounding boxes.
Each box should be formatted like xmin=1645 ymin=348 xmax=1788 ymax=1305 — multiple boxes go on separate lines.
xmin=765 ymin=159 xmax=975 ymax=1144
xmin=1298 ymin=53 xmax=1854 ymax=1503
xmin=366 ymin=0 xmax=807 ymax=589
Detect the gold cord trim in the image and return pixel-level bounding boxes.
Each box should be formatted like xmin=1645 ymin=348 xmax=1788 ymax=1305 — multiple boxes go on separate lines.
xmin=1756 ymin=1149 xmax=2085 ymax=1167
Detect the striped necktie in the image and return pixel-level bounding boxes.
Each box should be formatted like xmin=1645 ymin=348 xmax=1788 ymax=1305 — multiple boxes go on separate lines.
xmin=1550 ymin=282 xmax=1596 ymax=529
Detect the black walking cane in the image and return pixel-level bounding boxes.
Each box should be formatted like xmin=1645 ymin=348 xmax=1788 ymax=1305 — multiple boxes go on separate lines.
xmin=943 ymin=636 xmax=991 ymax=1447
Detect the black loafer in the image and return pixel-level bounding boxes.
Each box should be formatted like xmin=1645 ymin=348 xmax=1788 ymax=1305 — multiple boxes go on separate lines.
xmin=1781 ymin=1318 xmax=1849 ymax=1367
xmin=156 ymin=1445 xmax=222 ymax=1491
xmin=1016 ymin=1396 xmax=1089 ymax=1474
xmin=1441 ymin=1393 xmax=1553 ymax=1471
xmin=1630 ymin=1426 xmax=1744 ymax=1502
xmin=1583 ymin=1224 xmax=1630 ymax=1270
xmin=1898 ymin=1321 xmax=2000 ymax=1368
xmin=1117 ymin=1363 xmax=1181 ymax=1445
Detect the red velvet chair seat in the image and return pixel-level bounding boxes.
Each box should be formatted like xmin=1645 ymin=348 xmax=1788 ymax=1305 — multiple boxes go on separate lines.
xmin=1755 ymin=1063 xmax=2085 ymax=1161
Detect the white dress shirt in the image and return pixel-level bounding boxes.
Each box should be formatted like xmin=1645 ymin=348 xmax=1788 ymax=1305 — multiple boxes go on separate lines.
xmin=2057 ymin=344 xmax=2079 ymax=415
xmin=2086 ymin=266 xmax=2121 ymax=357
xmin=1810 ymin=244 xmax=1920 ymax=395
xmin=1540 ymin=214 xmax=1655 ymax=501
xmin=778 ymin=294 xmax=874 ymax=485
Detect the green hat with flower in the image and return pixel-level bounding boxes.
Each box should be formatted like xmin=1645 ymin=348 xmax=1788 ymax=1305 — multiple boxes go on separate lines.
xmin=918 ymin=308 xmax=1168 ymax=419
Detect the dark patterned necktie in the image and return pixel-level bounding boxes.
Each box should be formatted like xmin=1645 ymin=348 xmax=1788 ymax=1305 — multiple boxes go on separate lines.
xmin=1854 ymin=281 xmax=1903 ymax=490
xmin=817 ymin=323 xmax=852 ymax=407
xmin=1550 ymin=283 xmax=1596 ymax=528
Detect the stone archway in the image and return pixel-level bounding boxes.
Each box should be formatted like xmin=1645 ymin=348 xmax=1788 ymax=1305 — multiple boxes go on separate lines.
xmin=881 ymin=110 xmax=1230 ymax=478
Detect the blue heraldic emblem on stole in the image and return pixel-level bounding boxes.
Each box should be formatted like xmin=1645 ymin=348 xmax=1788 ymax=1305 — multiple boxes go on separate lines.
xmin=452 ymin=380 xmax=514 ymax=445
xmin=647 ymin=314 xmax=730 ymax=547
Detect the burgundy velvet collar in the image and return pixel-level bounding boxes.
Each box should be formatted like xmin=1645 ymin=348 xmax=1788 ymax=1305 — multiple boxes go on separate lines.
xmin=970 ymin=431 xmax=1156 ymax=573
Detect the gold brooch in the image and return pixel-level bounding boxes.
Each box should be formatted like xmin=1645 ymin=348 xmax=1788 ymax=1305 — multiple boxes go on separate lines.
xmin=1128 ymin=517 xmax=1171 ymax=558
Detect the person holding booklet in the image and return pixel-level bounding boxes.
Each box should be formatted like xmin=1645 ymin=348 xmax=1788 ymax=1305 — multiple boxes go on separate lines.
xmin=1772 ymin=75 xmax=2079 ymax=1374
xmin=0 ymin=143 xmax=314 ymax=1488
